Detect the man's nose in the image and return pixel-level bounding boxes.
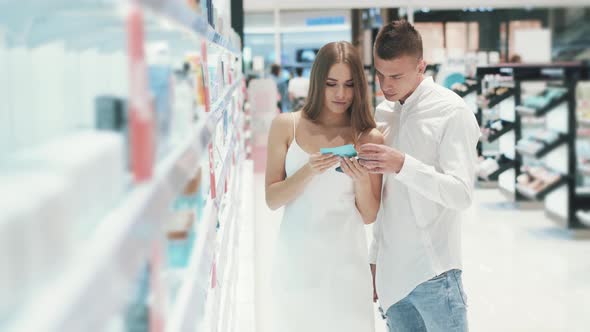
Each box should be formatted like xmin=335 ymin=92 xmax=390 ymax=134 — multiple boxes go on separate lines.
xmin=381 ymin=77 xmax=395 ymax=92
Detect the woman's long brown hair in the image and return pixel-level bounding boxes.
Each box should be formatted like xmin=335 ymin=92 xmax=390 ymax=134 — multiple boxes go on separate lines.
xmin=302 ymin=41 xmax=375 ymax=141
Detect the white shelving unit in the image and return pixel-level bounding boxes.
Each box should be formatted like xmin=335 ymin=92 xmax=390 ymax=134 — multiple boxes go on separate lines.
xmin=3 ymin=1 xmax=250 ymax=332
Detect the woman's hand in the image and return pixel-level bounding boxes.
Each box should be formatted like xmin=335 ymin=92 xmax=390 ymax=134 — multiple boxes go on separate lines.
xmin=307 ymin=153 xmax=340 ymax=175
xmin=340 ymin=156 xmax=370 ymax=183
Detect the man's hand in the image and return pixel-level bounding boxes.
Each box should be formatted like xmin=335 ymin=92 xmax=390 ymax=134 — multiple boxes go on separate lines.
xmin=358 ymin=143 xmax=405 ymax=174
xmin=370 ymin=264 xmax=378 ymax=302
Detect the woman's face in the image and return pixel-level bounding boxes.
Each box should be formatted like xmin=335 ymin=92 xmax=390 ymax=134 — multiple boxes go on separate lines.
xmin=323 ymin=62 xmax=354 ymax=115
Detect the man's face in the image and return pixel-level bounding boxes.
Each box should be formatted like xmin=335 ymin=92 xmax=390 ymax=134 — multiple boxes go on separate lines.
xmin=374 ymin=54 xmax=425 ymax=103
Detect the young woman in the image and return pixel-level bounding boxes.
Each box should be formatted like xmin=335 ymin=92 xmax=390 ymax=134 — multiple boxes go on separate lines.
xmin=265 ymin=41 xmax=384 ymax=331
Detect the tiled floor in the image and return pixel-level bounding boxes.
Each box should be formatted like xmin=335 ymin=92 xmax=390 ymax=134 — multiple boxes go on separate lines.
xmin=253 ymin=173 xmax=590 ymax=332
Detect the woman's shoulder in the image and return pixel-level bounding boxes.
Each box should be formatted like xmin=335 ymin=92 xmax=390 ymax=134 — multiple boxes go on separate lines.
xmin=271 ymin=111 xmax=298 ymax=128
xmin=270 ymin=112 xmax=299 ymax=142
xmin=359 ymin=127 xmax=384 ymax=144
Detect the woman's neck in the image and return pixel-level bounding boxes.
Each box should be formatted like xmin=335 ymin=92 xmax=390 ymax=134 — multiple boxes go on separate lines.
xmin=314 ymin=109 xmax=350 ymax=128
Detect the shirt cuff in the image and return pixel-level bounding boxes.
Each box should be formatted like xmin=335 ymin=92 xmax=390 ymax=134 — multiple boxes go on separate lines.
xmin=393 ymin=153 xmax=419 ymax=183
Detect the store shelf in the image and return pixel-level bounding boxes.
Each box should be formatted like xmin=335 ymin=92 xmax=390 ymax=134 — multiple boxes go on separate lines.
xmin=140 ymin=0 xmax=240 ymax=54
xmin=516 ymin=176 xmax=568 ymax=201
xmin=208 ymin=78 xmax=243 ymax=131
xmin=6 ymin=123 xmax=207 ymax=332
xmin=499 ymin=169 xmax=515 ymax=200
xmin=6 ymin=75 xmax=243 ymax=332
xmin=454 ymin=84 xmax=478 ymax=98
xmin=577 ymin=128 xmax=590 ymax=139
xmin=167 ymin=199 xmax=218 ymax=332
xmin=167 ymin=134 xmax=242 ymax=332
xmin=515 ymin=92 xmax=569 ymax=117
xmin=579 ymin=164 xmax=590 ymax=177
xmin=481 ymin=88 xmax=514 ymax=109
xmin=476 ymin=63 xmax=584 ymax=81
xmin=167 ymin=153 xmax=241 ymax=332
xmin=499 ymin=183 xmax=515 ymax=200
xmin=516 ymin=135 xmax=567 ymax=159
xmin=479 ymin=159 xmax=515 ymax=182
xmin=579 ymin=118 xmax=590 ymax=128
xmin=546 ymin=209 xmax=569 ymax=228
xmin=483 ymin=121 xmax=514 ymax=143
xmin=576 ymin=210 xmax=590 ymax=227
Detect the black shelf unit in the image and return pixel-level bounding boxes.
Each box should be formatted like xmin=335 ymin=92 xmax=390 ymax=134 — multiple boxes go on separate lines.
xmin=516 ymin=175 xmax=568 ymax=201
xmin=483 ymin=120 xmax=515 ymax=143
xmin=477 ymin=62 xmax=590 ymax=228
xmin=481 ymin=88 xmax=515 ymax=109
xmin=478 ymin=158 xmax=515 ymax=182
xmin=516 ymin=134 xmax=568 ymax=159
xmin=454 ymin=83 xmax=478 ymax=98
xmin=515 ymin=91 xmax=569 ymax=117
xmin=475 ymin=66 xmax=517 ymax=177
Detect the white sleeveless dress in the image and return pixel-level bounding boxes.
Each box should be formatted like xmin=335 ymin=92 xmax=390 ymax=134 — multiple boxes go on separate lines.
xmin=271 ymin=113 xmax=375 ymax=332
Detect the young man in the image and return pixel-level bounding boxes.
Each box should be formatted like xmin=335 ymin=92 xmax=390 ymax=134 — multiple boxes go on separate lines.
xmin=358 ymin=20 xmax=480 ymax=331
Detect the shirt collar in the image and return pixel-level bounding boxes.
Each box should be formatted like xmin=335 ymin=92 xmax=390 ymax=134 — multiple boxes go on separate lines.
xmin=398 ymin=76 xmax=434 ymax=110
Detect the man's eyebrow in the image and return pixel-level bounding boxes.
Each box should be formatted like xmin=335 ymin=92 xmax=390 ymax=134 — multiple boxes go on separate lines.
xmin=376 ymin=69 xmax=403 ymax=77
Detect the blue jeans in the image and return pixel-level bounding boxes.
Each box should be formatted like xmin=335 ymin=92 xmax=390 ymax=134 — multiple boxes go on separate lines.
xmin=385 ymin=269 xmax=468 ymax=332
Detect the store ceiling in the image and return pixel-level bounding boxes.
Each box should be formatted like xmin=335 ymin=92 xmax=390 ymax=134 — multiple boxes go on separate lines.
xmin=245 ymin=0 xmax=589 ymax=11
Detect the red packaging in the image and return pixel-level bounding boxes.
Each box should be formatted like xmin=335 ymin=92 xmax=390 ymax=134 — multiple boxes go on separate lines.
xmin=127 ymin=3 xmax=154 ymax=182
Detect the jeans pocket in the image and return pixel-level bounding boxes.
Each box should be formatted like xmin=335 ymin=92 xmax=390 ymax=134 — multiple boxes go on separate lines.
xmin=451 ymin=271 xmax=468 ymax=307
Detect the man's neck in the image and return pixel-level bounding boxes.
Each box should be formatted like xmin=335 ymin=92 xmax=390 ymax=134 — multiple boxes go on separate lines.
xmin=399 ymin=74 xmax=425 ymax=105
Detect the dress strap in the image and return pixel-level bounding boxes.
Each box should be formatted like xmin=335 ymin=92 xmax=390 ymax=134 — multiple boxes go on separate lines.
xmin=291 ymin=112 xmax=297 ymax=139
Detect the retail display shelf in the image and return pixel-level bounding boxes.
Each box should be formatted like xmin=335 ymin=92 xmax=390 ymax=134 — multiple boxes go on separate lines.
xmin=579 ymin=118 xmax=590 ymax=128
xmin=6 ymin=76 xmax=243 ymax=332
xmin=516 ymin=176 xmax=567 ymax=201
xmin=483 ymin=121 xmax=514 ymax=143
xmin=481 ymin=88 xmax=514 ymax=109
xmin=479 ymin=159 xmax=515 ymax=182
xmin=576 ymin=128 xmax=590 ymax=138
xmin=455 ymin=84 xmax=478 ymax=98
xmin=214 ymin=137 xmax=237 ymax=202
xmin=522 ymin=117 xmax=546 ymax=126
xmin=546 ymin=209 xmax=569 ymax=228
xmin=499 ymin=181 xmax=515 ymax=200
xmin=216 ymin=195 xmax=238 ymax=286
xmin=5 ymin=121 xmax=208 ymax=332
xmin=515 ymin=92 xmax=569 ymax=117
xmin=576 ymin=210 xmax=590 ymax=227
xmin=516 ymin=135 xmax=567 ymax=159
xmin=208 ymin=76 xmax=243 ymax=129
xmin=167 ymin=199 xmax=217 ymax=332
xmin=476 ymin=63 xmax=584 ymax=81
xmin=168 ymin=158 xmax=240 ymax=332
xmin=576 ymin=186 xmax=590 ymax=196
xmin=580 ymin=164 xmax=590 ymax=177
xmin=139 ymin=0 xmax=240 ymax=54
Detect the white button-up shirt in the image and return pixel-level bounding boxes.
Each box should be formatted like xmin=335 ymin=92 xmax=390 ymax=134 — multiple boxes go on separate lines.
xmin=369 ymin=76 xmax=480 ymax=311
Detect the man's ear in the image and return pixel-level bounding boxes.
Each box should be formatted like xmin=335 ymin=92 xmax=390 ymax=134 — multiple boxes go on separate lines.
xmin=418 ymin=59 xmax=427 ymax=74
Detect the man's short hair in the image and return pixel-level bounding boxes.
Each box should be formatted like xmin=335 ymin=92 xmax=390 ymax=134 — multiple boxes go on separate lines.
xmin=295 ymin=67 xmax=303 ymax=77
xmin=374 ymin=20 xmax=423 ymax=60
